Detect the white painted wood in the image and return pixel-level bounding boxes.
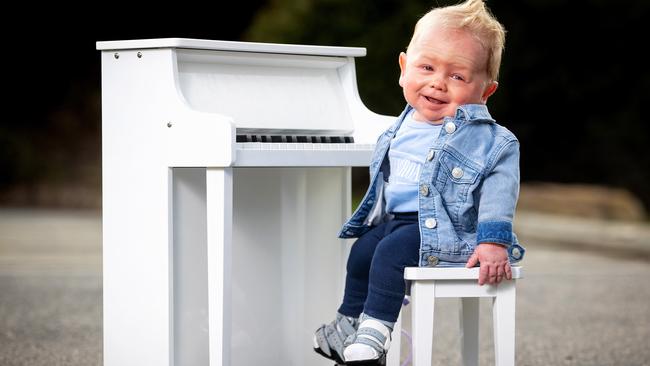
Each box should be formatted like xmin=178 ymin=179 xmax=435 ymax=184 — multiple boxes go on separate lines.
xmin=100 ymin=38 xmax=390 ymax=366
xmin=177 ymin=48 xmax=349 ymax=69
xmin=404 ymin=266 xmax=522 ymax=280
xmin=172 ymin=168 xmax=210 ymax=365
xmin=102 ymin=49 xmax=180 ymax=366
xmin=493 ymin=281 xmax=516 ymax=366
xmin=460 ymin=298 xmax=479 ymax=366
xmin=206 ymin=168 xmax=233 ymax=366
xmin=101 ymin=40 xmax=392 ymax=168
xmin=386 ymin=311 xmax=402 ymax=366
xmin=435 ymin=281 xmax=498 ymax=297
xmin=406 ymin=267 xmax=521 ymax=366
xmin=338 ymin=58 xmax=395 ymax=144
xmin=176 ymin=50 xmax=354 ymax=135
xmin=96 ymin=38 xmax=366 ymax=57
xmin=411 ymin=281 xmax=436 ymax=366
xmin=233 ymin=146 xmax=373 ymax=167
xmin=229 ymin=168 xmax=346 ymax=366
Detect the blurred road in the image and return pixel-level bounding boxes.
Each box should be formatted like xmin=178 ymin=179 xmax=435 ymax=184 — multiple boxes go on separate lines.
xmin=0 ymin=209 xmax=101 ymax=366
xmin=0 ymin=208 xmax=648 ymax=366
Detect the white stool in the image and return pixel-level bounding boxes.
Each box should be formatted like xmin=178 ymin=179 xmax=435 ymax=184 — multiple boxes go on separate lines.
xmin=395 ymin=266 xmax=522 ymax=366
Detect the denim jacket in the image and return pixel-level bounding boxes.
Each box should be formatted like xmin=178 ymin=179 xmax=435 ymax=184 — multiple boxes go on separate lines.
xmin=339 ymin=104 xmax=525 ymax=267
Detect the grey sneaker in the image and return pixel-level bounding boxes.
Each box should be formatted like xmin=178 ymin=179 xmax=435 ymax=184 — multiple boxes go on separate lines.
xmin=313 ymin=313 xmax=358 ymax=364
xmin=342 ymin=314 xmax=392 ymax=366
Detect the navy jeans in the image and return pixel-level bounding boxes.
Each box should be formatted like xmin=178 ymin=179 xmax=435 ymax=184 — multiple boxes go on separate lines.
xmin=337 ymin=213 xmax=420 ymax=323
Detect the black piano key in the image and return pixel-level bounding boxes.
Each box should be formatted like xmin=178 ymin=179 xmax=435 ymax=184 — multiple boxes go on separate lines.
xmin=236 ymin=134 xmax=354 ymax=143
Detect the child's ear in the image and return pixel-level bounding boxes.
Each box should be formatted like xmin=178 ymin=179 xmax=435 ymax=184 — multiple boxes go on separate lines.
xmin=398 ymin=52 xmax=407 ymax=87
xmin=481 ymin=81 xmax=498 ymax=103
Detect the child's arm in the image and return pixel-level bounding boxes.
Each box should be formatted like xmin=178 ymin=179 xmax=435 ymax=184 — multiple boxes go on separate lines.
xmin=467 ymin=138 xmax=520 ymax=285
xmin=466 ymin=243 xmax=511 ymax=285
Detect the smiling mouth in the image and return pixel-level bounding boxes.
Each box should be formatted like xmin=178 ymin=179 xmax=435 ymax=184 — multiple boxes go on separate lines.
xmin=425 ymin=96 xmax=445 ymax=104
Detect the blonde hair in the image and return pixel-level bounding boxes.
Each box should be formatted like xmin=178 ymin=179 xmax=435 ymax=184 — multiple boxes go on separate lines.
xmin=408 ymin=0 xmax=506 ymax=81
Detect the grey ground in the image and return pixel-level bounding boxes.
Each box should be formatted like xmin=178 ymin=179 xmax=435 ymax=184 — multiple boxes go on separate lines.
xmin=0 ymin=208 xmax=648 ymax=366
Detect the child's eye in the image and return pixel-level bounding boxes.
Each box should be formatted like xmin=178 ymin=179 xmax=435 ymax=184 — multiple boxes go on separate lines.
xmin=451 ymin=74 xmax=465 ymax=81
xmin=422 ymin=65 xmax=434 ymax=71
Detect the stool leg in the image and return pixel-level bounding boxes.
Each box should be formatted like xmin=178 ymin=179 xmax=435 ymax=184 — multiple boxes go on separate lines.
xmin=459 ymin=297 xmax=479 ymax=366
xmin=493 ymin=280 xmax=516 ymax=366
xmin=411 ymin=281 xmax=435 ymax=366
xmin=386 ymin=310 xmax=402 ymax=366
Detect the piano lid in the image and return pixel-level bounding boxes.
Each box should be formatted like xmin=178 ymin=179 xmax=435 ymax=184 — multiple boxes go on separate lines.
xmin=175 ymin=48 xmax=359 ymax=134
xmin=96 ymin=39 xmax=368 ymax=135
xmin=96 ymin=38 xmax=366 ymax=57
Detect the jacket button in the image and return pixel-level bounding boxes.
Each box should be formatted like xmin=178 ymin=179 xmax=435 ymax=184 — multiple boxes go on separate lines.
xmin=427 ymin=255 xmax=439 ymax=266
xmin=452 ymin=167 xmax=464 ymax=179
xmin=419 ymin=184 xmax=429 ymax=196
xmin=427 ymin=149 xmax=435 ymax=161
xmin=445 ymin=122 xmax=457 ymax=134
xmin=511 ymin=247 xmax=522 ymax=259
xmin=425 ymin=218 xmax=437 ymax=229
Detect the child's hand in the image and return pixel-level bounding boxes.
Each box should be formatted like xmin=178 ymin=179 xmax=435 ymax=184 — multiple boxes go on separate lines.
xmin=466 ymin=243 xmax=511 ymax=286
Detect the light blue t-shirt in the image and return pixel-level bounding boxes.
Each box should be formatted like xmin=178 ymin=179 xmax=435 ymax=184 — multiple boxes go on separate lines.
xmin=385 ymin=110 xmax=442 ymax=213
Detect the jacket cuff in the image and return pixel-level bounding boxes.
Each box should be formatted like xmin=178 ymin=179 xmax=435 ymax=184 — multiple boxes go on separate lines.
xmin=477 ymin=221 xmax=513 ymax=246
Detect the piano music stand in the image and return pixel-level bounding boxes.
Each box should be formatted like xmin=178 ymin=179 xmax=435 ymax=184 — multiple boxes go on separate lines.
xmin=97 ymin=38 xmax=394 ymax=366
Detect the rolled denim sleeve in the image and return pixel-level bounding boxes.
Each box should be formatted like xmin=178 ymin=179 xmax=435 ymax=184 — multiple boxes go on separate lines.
xmin=476 ymin=139 xmax=520 ymax=247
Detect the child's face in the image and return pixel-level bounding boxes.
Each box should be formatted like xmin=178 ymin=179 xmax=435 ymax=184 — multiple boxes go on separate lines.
xmin=399 ymin=20 xmax=498 ymax=123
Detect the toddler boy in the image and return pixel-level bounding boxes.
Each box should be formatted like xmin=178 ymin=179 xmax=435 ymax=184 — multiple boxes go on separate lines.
xmin=314 ymin=0 xmax=525 ymax=364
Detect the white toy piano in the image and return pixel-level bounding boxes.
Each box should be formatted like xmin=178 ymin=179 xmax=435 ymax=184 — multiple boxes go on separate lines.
xmin=97 ymin=38 xmax=395 ymax=366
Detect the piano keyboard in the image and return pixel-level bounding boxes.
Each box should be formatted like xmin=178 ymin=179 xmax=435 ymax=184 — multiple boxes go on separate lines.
xmin=236 ymin=134 xmax=354 ymax=143
xmin=234 ymin=136 xmax=374 ymax=166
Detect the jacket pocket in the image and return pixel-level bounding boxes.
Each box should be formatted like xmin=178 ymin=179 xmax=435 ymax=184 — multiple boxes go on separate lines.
xmin=434 ymin=150 xmax=480 ymax=205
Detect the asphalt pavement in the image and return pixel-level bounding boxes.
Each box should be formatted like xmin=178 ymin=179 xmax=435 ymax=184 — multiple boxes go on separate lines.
xmin=0 ymin=208 xmax=648 ymax=366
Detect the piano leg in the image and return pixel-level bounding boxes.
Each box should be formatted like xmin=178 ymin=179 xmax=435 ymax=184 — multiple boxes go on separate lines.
xmin=171 ymin=167 xmax=233 ymax=366
xmin=206 ymin=168 xmax=234 ymax=366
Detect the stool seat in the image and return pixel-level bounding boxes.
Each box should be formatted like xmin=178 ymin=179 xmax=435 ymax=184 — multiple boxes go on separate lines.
xmin=387 ymin=266 xmax=523 ymax=366
xmin=405 ymin=266 xmax=522 ymax=280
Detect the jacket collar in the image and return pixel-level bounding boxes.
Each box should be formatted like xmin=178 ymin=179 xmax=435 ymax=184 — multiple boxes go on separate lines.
xmin=401 ymin=104 xmax=495 ymax=125
xmin=452 ymin=104 xmax=494 ymax=122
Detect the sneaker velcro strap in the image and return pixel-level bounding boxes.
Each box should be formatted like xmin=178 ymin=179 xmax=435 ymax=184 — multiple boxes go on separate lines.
xmin=338 ymin=316 xmax=357 ymax=335
xmin=359 ymin=319 xmax=391 ymax=339
xmin=325 ymin=323 xmax=345 ymax=354
xmin=315 ymin=325 xmax=333 ymax=356
xmin=356 ymin=325 xmax=390 ymax=351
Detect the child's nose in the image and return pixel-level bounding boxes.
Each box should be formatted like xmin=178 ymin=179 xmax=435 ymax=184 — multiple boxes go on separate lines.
xmin=429 ymin=75 xmax=445 ymax=90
